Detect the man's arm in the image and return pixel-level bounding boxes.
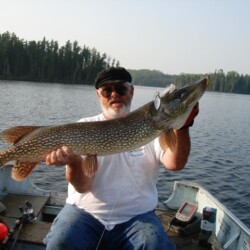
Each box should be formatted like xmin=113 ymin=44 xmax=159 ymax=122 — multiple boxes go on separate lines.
xmin=160 ymin=103 xmax=199 ymax=170
xmin=45 ymin=146 xmax=93 ymax=193
xmin=161 ymin=129 xmax=190 ymax=171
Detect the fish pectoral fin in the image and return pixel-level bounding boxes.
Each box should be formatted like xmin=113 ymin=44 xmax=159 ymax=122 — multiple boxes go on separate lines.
xmin=82 ymin=155 xmax=98 ymax=177
xmin=11 ymin=161 xmax=38 ymax=181
xmin=0 ymin=126 xmax=44 ymax=144
xmin=159 ymin=130 xmax=177 ymax=151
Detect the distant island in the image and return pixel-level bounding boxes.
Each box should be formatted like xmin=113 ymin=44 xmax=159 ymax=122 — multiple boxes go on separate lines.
xmin=1 ymin=31 xmax=249 ymax=94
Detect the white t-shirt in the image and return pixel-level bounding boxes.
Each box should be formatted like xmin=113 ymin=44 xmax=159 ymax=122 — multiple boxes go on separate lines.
xmin=66 ymin=113 xmax=164 ymax=229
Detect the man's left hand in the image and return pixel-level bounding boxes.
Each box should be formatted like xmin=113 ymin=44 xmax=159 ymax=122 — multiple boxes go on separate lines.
xmin=180 ymin=103 xmax=199 ymax=130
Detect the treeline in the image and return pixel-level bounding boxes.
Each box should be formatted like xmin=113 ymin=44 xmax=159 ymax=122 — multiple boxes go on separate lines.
xmin=1 ymin=31 xmax=250 ymax=94
xmin=129 ymin=69 xmax=250 ymax=94
xmin=128 ymin=69 xmax=176 ymax=87
xmin=175 ymin=69 xmax=250 ymax=94
xmin=0 ymin=31 xmax=119 ymax=84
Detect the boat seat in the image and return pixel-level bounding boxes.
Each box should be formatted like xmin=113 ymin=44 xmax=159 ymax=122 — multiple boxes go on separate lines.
xmin=0 ymin=193 xmax=49 ymax=219
xmin=0 ymin=193 xmax=50 ymax=245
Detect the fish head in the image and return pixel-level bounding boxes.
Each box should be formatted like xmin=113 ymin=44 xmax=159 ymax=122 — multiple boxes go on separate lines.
xmin=155 ymin=76 xmax=210 ymax=130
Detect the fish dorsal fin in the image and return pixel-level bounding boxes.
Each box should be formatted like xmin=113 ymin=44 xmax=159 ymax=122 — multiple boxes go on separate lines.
xmin=11 ymin=161 xmax=38 ymax=181
xmin=159 ymin=130 xmax=177 ymax=151
xmin=0 ymin=126 xmax=43 ymax=144
xmin=83 ymin=155 xmax=98 ymax=177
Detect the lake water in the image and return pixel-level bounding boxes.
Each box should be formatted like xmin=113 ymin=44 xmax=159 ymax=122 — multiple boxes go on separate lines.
xmin=0 ymin=80 xmax=249 ymax=228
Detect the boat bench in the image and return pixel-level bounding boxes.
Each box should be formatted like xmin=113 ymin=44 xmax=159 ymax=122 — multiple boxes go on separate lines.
xmin=0 ymin=193 xmax=50 ymax=245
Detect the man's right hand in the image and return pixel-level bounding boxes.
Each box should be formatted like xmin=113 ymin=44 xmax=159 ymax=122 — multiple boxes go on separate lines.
xmin=45 ymin=146 xmax=93 ymax=193
xmin=45 ymin=146 xmax=79 ymax=166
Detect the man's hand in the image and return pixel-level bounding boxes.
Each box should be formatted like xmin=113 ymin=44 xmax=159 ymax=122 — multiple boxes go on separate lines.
xmin=45 ymin=146 xmax=78 ymax=166
xmin=45 ymin=146 xmax=93 ymax=193
xmin=180 ymin=103 xmax=199 ymax=130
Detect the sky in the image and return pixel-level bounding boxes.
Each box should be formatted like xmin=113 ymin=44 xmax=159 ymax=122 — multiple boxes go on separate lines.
xmin=1 ymin=0 xmax=250 ymax=75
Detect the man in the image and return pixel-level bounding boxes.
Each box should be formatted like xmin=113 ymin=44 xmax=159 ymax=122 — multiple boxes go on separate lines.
xmin=44 ymin=67 xmax=197 ymax=249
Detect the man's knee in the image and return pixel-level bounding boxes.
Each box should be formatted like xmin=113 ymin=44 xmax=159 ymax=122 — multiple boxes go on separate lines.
xmin=127 ymin=212 xmax=175 ymax=250
xmin=139 ymin=223 xmax=174 ymax=249
xmin=44 ymin=204 xmax=104 ymax=249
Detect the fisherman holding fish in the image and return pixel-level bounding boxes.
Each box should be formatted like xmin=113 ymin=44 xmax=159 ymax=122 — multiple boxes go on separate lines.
xmin=41 ymin=67 xmax=200 ymax=250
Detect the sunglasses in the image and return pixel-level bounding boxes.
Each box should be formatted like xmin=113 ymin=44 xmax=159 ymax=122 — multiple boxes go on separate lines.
xmin=100 ymin=85 xmax=130 ymax=98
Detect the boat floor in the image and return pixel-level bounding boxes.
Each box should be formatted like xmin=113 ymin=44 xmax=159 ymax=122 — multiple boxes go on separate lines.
xmin=0 ymin=193 xmax=208 ymax=249
xmin=155 ymin=209 xmax=208 ymax=250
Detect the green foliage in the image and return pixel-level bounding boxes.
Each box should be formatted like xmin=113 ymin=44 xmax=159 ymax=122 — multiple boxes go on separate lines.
xmin=128 ymin=69 xmax=176 ymax=87
xmin=0 ymin=31 xmax=119 ymax=84
xmin=1 ymin=31 xmax=249 ymax=94
xmin=129 ymin=69 xmax=250 ymax=94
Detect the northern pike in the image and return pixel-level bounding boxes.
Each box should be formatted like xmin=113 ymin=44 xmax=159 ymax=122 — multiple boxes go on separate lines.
xmin=0 ymin=76 xmax=209 ymax=181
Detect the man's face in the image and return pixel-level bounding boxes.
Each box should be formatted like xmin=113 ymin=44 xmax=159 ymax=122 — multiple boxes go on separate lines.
xmin=97 ymin=82 xmax=134 ymax=119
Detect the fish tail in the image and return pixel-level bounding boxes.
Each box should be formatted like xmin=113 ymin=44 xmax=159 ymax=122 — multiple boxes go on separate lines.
xmin=0 ymin=150 xmax=8 ymax=167
xmin=11 ymin=161 xmax=38 ymax=181
xmin=0 ymin=126 xmax=43 ymax=144
xmin=0 ymin=149 xmax=38 ymax=180
xmin=0 ymin=146 xmax=15 ymax=167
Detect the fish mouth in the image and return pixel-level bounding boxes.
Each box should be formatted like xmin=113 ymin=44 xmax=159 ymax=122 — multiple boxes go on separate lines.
xmin=157 ymin=76 xmax=210 ymax=130
xmin=180 ymin=76 xmax=209 ymax=107
xmin=163 ymin=76 xmax=209 ymax=110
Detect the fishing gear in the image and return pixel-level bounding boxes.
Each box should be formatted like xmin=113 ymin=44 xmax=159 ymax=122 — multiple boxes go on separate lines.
xmin=0 ymin=200 xmax=37 ymax=250
xmin=18 ymin=200 xmax=37 ymax=223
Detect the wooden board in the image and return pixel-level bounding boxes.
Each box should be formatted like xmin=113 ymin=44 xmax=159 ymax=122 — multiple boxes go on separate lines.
xmin=19 ymin=221 xmax=51 ymax=244
xmin=0 ymin=193 xmax=49 ymax=218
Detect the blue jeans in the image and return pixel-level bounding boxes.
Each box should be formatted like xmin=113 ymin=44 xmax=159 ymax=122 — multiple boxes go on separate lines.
xmin=44 ymin=204 xmax=175 ymax=250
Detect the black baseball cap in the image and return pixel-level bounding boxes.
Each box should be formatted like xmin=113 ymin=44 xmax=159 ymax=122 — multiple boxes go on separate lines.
xmin=94 ymin=67 xmax=132 ymax=89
